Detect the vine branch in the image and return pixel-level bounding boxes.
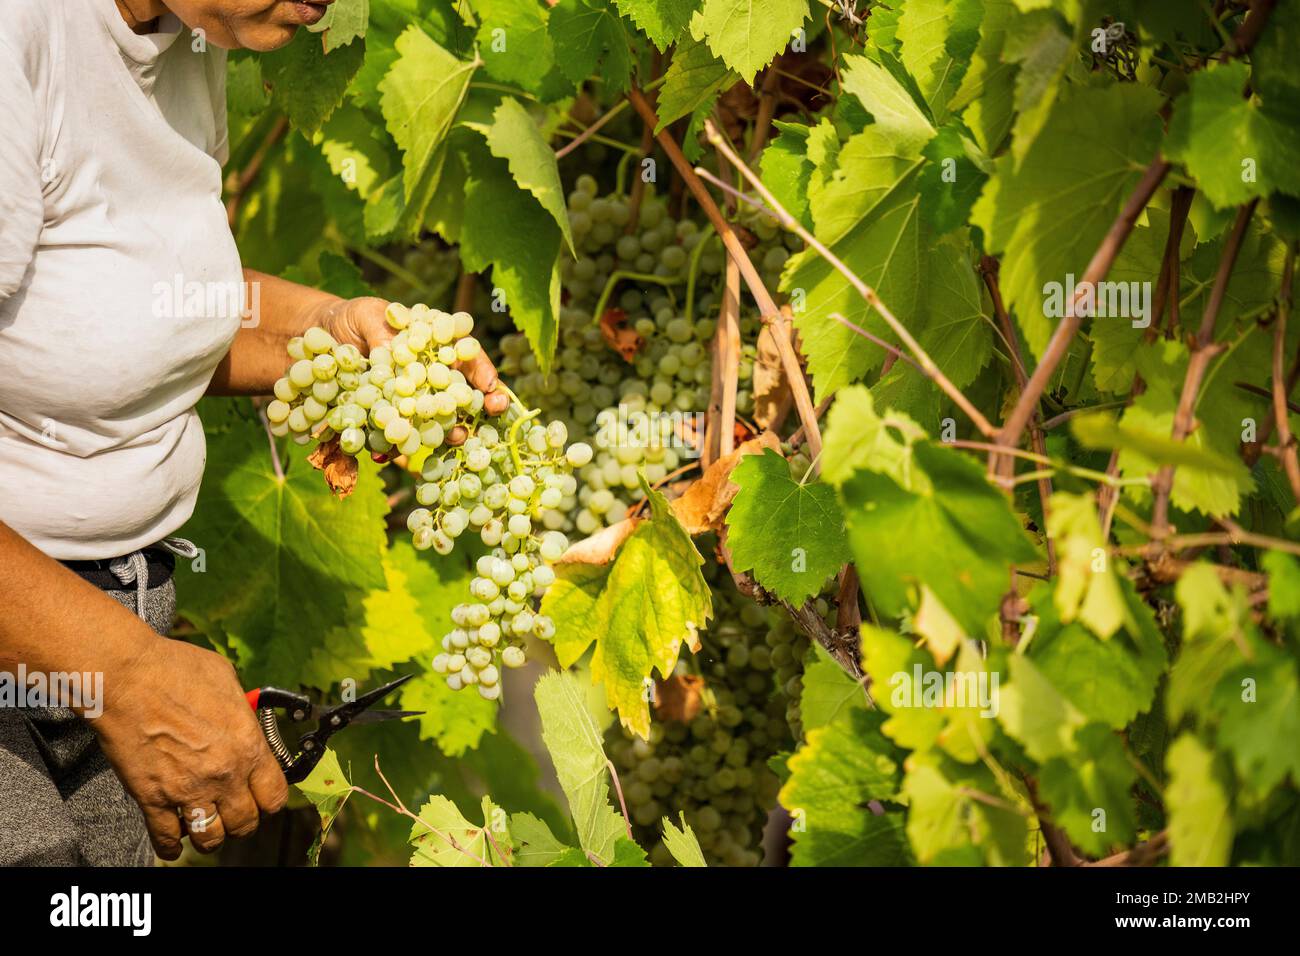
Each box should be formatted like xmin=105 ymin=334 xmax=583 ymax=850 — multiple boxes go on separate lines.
xmin=626 ymin=87 xmax=824 ymax=462
xmin=993 ymin=157 xmax=1172 ymax=477
xmin=699 ymin=118 xmax=998 ymax=440
xmin=1150 ymin=200 xmax=1258 ymax=536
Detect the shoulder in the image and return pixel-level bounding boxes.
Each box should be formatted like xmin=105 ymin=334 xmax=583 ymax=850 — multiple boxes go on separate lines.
xmin=0 ymin=0 xmax=68 ymax=77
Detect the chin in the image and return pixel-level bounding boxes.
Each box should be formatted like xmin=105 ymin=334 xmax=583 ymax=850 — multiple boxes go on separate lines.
xmin=233 ymin=24 xmax=301 ymax=52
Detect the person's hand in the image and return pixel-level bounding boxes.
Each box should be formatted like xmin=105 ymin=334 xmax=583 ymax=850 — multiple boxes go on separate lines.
xmin=91 ymin=634 xmax=289 ymax=860
xmin=322 ymin=296 xmax=511 ymax=416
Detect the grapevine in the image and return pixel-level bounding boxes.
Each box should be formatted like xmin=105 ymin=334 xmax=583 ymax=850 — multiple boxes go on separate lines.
xmin=167 ymin=0 xmax=1300 ymax=875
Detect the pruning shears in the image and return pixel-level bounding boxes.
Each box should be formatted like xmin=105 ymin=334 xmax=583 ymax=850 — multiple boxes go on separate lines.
xmin=245 ymin=675 xmax=422 ymax=783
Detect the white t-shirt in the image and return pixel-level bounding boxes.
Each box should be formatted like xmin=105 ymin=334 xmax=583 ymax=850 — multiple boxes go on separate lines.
xmin=0 ymin=0 xmax=242 ymax=560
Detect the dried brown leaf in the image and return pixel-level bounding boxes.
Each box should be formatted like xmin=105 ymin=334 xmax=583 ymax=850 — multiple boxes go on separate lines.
xmin=556 ymin=517 xmax=642 ymax=566
xmin=308 ymin=438 xmax=359 ymax=499
xmin=753 ymin=323 xmax=792 ymax=428
xmin=654 ymin=674 xmax=705 ymax=723
xmin=671 ymin=430 xmax=781 ymax=535
xmin=599 ymin=307 xmax=644 ymax=362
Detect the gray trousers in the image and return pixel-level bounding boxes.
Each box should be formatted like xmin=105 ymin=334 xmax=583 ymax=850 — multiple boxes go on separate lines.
xmin=0 ymin=579 xmax=175 ymax=866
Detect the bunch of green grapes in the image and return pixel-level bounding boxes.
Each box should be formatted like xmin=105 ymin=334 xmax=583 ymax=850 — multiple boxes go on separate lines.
xmin=497 ymin=309 xmax=622 ymax=433
xmin=266 ymin=303 xmax=595 ymax=696
xmin=727 ymin=205 xmax=804 ymax=297
xmin=375 ymin=239 xmax=462 ymax=305
xmin=604 ymin=573 xmax=803 ymax=867
xmin=561 ymin=175 xmax=700 ymax=309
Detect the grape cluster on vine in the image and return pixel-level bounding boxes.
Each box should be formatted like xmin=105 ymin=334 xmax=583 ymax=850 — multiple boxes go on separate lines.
xmin=268 ymin=304 xmax=594 ymax=697
xmin=606 ymin=568 xmax=809 ymax=866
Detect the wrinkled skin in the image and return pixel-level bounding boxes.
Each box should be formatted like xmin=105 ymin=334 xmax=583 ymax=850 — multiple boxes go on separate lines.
xmin=116 ymin=0 xmax=335 ymax=51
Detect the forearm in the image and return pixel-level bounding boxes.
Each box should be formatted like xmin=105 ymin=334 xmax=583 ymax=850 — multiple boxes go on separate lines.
xmin=0 ymin=522 xmax=163 ymax=717
xmin=207 ymin=270 xmax=348 ymax=396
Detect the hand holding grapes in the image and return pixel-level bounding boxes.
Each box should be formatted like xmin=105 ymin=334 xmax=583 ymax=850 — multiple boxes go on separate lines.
xmin=318 ymin=296 xmax=511 ymax=416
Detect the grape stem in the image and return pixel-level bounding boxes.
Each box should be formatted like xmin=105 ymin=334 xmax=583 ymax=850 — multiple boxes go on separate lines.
xmin=605 ymin=758 xmax=636 ymax=842
xmin=553 ymin=73 xmax=670 ymax=161
xmin=590 ymin=270 xmax=686 ymax=328
xmin=683 ymin=225 xmax=717 ymax=324
xmin=257 ymin=403 xmax=286 ymax=483
xmin=506 ymin=404 xmax=542 ymax=474
xmin=346 ymin=785 xmax=496 ymax=866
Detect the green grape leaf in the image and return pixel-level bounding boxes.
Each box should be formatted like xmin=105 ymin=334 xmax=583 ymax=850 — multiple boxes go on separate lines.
xmin=1001 ymin=9 xmax=1075 ymax=165
xmin=840 ymin=441 xmax=1037 ymax=635
xmin=300 ymin=541 xmax=438 ymax=687
xmin=998 ymin=653 xmax=1087 ymax=761
xmin=480 ymin=97 xmax=575 ymax=254
xmin=860 ymin=625 xmax=946 ymax=751
xmin=800 ymin=644 xmax=868 ymax=734
xmin=176 ymin=401 xmax=389 ymax=688
xmin=808 ymin=125 xmax=928 ymax=248
xmin=1165 ymin=61 xmax=1300 ymax=210
xmin=316 ymin=250 xmax=376 ymax=299
xmin=819 ymin=385 xmax=926 ymax=488
xmin=1167 ymin=564 xmax=1251 ymax=725
xmin=399 ymin=667 xmax=498 ymax=759
xmin=726 ymin=449 xmax=850 ymax=604
xmin=459 ymin=144 xmax=563 ymax=372
xmin=1263 ymin=551 xmax=1300 ymax=619
xmin=902 ymin=754 xmax=1028 ymax=866
xmin=227 ymin=57 xmax=270 ymax=117
xmin=611 ymin=838 xmax=651 ymax=866
xmin=260 ymin=28 xmax=366 ymax=136
xmin=379 ymin=26 xmax=478 ymax=228
xmin=896 ymin=0 xmax=982 ymax=122
xmin=785 ymin=177 xmax=990 ymax=400
xmin=476 ymin=0 xmax=557 ymax=92
xmin=918 ymin=123 xmax=990 ymax=235
xmin=660 ymin=812 xmax=707 ymax=866
xmin=1037 ymin=723 xmax=1138 ymax=858
xmin=1029 ymin=583 xmax=1166 ymax=731
xmin=948 ymin=0 xmax=1018 ymax=154
xmin=533 ymin=670 xmax=628 ymax=865
xmin=759 ymin=121 xmax=814 ymax=231
xmin=296 ymin=749 xmax=352 ymax=867
xmin=779 ymin=710 xmax=911 ymax=866
xmin=309 ymin=0 xmax=370 ymax=51
xmin=510 ymin=812 xmax=576 ymax=866
xmin=971 ymin=83 xmax=1164 ymax=358
xmin=549 ymin=0 xmax=632 ymax=88
xmin=838 ymin=53 xmax=935 ymax=143
xmin=1107 ymin=380 xmax=1255 ymax=519
xmin=1252 ymin=0 xmax=1300 ymax=104
xmin=1072 ymin=410 xmax=1250 ymax=479
xmin=654 ymin=34 xmax=737 ymax=131
xmin=1088 ymin=207 xmax=1194 ymax=394
xmin=1212 ymin=640 xmax=1300 ymax=797
xmin=1046 ymin=492 xmax=1127 ymax=639
xmin=409 ymin=795 xmax=511 ymax=866
xmin=541 ymin=484 xmax=712 ymax=737
xmin=688 ymin=0 xmax=808 ymax=83
xmin=1165 ymin=734 xmax=1233 ymax=866
xmin=865 ymin=2 xmax=901 ymax=54
xmin=615 ymin=0 xmax=700 ymax=49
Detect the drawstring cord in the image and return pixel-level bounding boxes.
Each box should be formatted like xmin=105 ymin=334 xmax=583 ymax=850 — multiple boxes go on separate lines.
xmin=108 ymin=536 xmax=197 ymax=620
